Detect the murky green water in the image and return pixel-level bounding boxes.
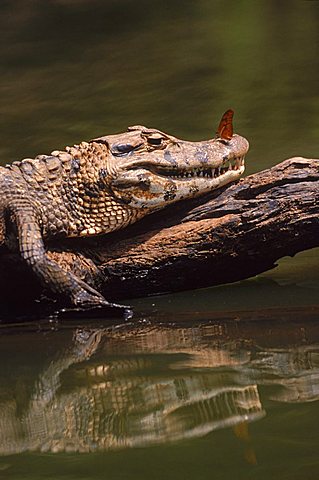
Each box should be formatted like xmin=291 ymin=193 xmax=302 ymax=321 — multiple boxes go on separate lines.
xmin=1 ymin=0 xmax=319 ymax=478
xmin=1 ymin=316 xmax=319 ymax=479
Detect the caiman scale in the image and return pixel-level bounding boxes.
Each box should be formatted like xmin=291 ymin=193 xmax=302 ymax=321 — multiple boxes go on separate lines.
xmin=0 ymin=111 xmax=249 ymax=314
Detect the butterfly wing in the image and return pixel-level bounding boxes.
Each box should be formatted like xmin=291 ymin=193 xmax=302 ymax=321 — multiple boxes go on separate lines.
xmin=216 ymin=109 xmax=234 ymax=140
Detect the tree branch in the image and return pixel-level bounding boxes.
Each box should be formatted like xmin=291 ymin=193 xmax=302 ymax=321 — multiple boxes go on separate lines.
xmin=0 ymin=157 xmax=318 ymax=312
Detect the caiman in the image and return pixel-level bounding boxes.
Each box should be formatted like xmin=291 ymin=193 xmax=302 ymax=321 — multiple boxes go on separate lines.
xmin=0 ymin=110 xmax=249 ymax=314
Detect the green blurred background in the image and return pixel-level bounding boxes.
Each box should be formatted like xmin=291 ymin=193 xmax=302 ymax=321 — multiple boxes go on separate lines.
xmin=1 ymin=0 xmax=318 ymax=174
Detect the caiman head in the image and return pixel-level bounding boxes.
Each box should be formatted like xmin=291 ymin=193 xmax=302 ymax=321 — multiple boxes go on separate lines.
xmin=94 ymin=110 xmax=249 ymax=211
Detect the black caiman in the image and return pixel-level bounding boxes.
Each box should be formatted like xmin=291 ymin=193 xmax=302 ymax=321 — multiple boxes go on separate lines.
xmin=0 ymin=110 xmax=249 ymax=314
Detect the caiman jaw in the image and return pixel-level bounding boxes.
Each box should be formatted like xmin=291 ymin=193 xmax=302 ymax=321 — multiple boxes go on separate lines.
xmin=111 ymin=150 xmax=247 ymax=211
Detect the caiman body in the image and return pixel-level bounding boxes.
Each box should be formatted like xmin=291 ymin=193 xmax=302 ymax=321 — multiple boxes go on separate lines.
xmin=0 ymin=116 xmax=249 ymax=312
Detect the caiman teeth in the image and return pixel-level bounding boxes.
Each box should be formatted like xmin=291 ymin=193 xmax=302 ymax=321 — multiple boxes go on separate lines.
xmin=166 ymin=155 xmax=245 ymax=179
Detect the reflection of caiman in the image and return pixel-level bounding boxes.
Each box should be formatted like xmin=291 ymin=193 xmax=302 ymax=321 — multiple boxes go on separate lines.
xmin=0 ymin=328 xmax=264 ymax=454
xmin=3 ymin=320 xmax=319 ymax=456
xmin=1 ymin=321 xmax=319 ymax=455
xmin=0 ymin=111 xmax=248 ymax=311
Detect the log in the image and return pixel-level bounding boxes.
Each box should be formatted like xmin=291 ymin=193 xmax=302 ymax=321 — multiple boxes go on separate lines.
xmin=0 ymin=156 xmax=318 ymax=314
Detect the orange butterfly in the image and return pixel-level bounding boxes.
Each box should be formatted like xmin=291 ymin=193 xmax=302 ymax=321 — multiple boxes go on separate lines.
xmin=216 ymin=109 xmax=234 ymax=140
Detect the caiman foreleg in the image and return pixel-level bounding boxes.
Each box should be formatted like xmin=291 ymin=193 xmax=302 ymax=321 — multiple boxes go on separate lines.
xmin=8 ymin=203 xmax=130 ymax=315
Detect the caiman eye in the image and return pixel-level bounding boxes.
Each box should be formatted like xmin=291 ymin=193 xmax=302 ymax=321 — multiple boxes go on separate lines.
xmin=147 ymin=134 xmax=163 ymax=146
xmin=111 ymin=143 xmax=135 ymax=155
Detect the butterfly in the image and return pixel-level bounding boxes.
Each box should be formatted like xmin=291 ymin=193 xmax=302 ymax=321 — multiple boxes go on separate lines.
xmin=216 ymin=109 xmax=234 ymax=140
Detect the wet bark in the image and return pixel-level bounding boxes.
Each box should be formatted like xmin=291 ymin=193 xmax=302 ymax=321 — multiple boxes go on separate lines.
xmin=0 ymin=156 xmax=318 ymax=311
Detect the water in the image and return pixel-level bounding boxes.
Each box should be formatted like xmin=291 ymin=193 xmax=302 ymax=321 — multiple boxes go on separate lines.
xmin=1 ymin=316 xmax=319 ymax=479
xmin=0 ymin=0 xmax=319 ymax=478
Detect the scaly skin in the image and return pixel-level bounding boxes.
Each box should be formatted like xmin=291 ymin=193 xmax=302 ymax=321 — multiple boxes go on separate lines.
xmin=0 ymin=118 xmax=249 ymax=312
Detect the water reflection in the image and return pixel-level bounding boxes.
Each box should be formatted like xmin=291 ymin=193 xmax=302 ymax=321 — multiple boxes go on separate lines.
xmin=1 ymin=316 xmax=319 ymax=456
xmin=250 ymin=346 xmax=319 ymax=403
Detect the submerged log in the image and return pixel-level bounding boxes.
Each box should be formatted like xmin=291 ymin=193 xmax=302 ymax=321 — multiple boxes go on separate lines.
xmin=0 ymin=156 xmax=318 ymax=311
